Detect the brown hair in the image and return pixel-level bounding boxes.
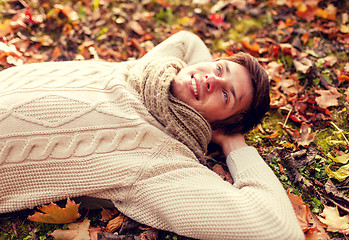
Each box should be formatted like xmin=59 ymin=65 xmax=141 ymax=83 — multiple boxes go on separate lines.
xmin=211 ymin=52 xmax=270 ymax=135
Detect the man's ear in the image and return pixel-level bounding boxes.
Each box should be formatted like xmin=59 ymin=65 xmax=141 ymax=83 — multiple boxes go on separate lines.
xmin=212 ymin=129 xmax=221 ymax=135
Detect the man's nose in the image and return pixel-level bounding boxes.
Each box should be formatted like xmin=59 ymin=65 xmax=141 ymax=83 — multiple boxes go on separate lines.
xmin=205 ymin=74 xmax=222 ymax=93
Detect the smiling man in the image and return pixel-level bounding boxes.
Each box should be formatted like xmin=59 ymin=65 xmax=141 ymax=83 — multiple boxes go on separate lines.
xmin=0 ymin=31 xmax=304 ymax=240
xmin=172 ymin=60 xmax=253 ymax=123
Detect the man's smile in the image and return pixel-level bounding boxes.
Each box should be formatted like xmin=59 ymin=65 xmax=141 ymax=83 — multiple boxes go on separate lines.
xmin=191 ymin=75 xmax=199 ymax=100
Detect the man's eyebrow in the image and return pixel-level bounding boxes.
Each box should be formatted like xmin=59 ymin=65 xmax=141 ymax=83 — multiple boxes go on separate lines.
xmin=224 ymin=62 xmax=230 ymax=74
xmin=225 ymin=62 xmax=237 ymax=109
xmin=230 ymin=86 xmax=237 ymax=109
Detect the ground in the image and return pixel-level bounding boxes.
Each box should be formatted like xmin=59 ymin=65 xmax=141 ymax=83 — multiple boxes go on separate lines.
xmin=0 ymin=0 xmax=349 ymax=239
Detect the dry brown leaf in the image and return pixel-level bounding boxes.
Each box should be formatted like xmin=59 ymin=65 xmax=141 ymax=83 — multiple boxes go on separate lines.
xmin=106 ymin=213 xmax=127 ymax=233
xmin=212 ymin=164 xmax=233 ymax=184
xmin=28 ymin=198 xmax=81 ymax=224
xmin=51 ymin=218 xmax=90 ymax=240
xmin=278 ymin=79 xmax=301 ymax=95
xmin=89 ymin=226 xmax=103 ymax=240
xmin=293 ymin=58 xmax=312 ymax=74
xmin=325 ymin=179 xmax=349 ymax=213
xmin=345 ymin=88 xmax=349 ymax=102
xmin=315 ymin=86 xmax=342 ymax=109
xmin=51 ymin=46 xmax=62 ymax=61
xmin=298 ymin=122 xmax=317 ymax=146
xmin=287 ymin=192 xmax=330 ymax=240
xmin=280 ymin=122 xmax=316 ymax=147
xmin=279 ymin=43 xmax=300 ymax=57
xmin=128 ymin=21 xmax=145 ymax=36
xmin=100 ymin=208 xmax=120 ymax=222
xmin=318 ymin=205 xmax=349 ymax=234
xmin=323 ymin=56 xmax=337 ymax=67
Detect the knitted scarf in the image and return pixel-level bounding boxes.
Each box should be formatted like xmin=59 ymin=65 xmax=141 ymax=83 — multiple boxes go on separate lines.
xmin=127 ymin=57 xmax=212 ymax=160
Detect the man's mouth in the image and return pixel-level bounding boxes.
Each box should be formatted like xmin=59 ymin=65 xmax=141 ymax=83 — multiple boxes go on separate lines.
xmin=191 ymin=76 xmax=198 ymax=100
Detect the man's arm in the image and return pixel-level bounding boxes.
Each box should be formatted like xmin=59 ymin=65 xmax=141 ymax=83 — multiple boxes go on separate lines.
xmin=141 ymin=31 xmax=212 ymax=65
xmin=114 ymin=138 xmax=305 ymax=240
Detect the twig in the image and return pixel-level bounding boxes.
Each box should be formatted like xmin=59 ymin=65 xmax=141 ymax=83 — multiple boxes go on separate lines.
xmin=282 ymin=107 xmax=292 ymax=127
xmin=330 ymin=122 xmax=349 ymax=146
xmin=0 ymin=225 xmax=11 ymax=235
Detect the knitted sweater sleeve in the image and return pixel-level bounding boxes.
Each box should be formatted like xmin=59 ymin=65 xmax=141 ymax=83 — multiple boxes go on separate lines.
xmin=116 ymin=142 xmax=305 ymax=240
xmin=141 ymin=30 xmax=212 ymax=65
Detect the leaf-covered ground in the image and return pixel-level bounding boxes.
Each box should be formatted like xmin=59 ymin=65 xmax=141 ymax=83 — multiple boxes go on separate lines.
xmin=0 ymin=0 xmax=349 ymax=239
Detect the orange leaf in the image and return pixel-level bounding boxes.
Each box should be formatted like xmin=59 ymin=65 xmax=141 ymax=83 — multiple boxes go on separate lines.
xmin=338 ymin=74 xmax=349 ymax=83
xmin=0 ymin=19 xmax=12 ymax=38
xmin=264 ymin=131 xmax=279 ymax=139
xmin=315 ymin=4 xmax=337 ymax=20
xmin=28 ymin=198 xmax=81 ymax=224
xmin=287 ymin=193 xmax=330 ymax=240
xmin=301 ymin=32 xmax=309 ymax=44
xmin=106 ymin=213 xmax=126 ymax=233
xmin=51 ymin=46 xmax=61 ymax=61
xmin=242 ymin=38 xmax=260 ymax=52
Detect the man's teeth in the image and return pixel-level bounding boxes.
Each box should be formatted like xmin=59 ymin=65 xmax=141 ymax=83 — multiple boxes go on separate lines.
xmin=191 ymin=78 xmax=198 ymax=98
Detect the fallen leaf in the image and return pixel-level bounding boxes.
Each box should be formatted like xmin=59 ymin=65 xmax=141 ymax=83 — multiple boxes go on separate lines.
xmin=293 ymin=58 xmax=312 ymax=74
xmin=323 ymin=56 xmax=337 ymax=67
xmin=338 ymin=74 xmax=349 ymax=83
xmin=279 ymin=43 xmax=299 ymax=57
xmin=28 ymin=198 xmax=81 ymax=224
xmin=128 ymin=20 xmax=145 ymax=36
xmin=51 ymin=46 xmax=61 ymax=61
xmin=212 ymin=164 xmax=233 ymax=184
xmin=100 ymin=208 xmax=119 ymax=222
xmin=340 ymin=24 xmax=349 ymax=34
xmin=242 ymin=37 xmax=260 ymax=52
xmin=138 ymin=229 xmax=159 ymax=240
xmin=288 ymin=192 xmax=329 ymax=239
xmin=315 ymin=86 xmax=342 ymax=109
xmin=278 ymin=78 xmax=301 ymax=95
xmin=51 ymin=218 xmax=90 ymax=240
xmin=345 ymin=88 xmax=349 ymax=102
xmin=106 ymin=213 xmax=127 ymax=233
xmin=89 ymin=226 xmax=102 ymax=240
xmin=325 ymin=163 xmax=349 ymax=182
xmin=298 ymin=122 xmax=317 ymax=146
xmin=0 ymin=19 xmax=12 ymax=38
xmin=318 ymin=205 xmax=349 ymax=234
xmin=280 ymin=122 xmax=317 ymax=147
xmin=325 ymin=179 xmax=349 ymax=213
xmin=315 ymin=4 xmax=337 ymax=21
xmin=333 ymin=154 xmax=349 ymax=164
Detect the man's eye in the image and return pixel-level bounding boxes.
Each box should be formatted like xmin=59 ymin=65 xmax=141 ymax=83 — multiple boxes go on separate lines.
xmin=216 ymin=65 xmax=222 ymax=76
xmin=222 ymin=91 xmax=228 ymax=103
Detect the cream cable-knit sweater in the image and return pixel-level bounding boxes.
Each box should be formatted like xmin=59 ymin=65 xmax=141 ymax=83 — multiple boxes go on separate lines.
xmin=0 ymin=31 xmax=304 ymax=240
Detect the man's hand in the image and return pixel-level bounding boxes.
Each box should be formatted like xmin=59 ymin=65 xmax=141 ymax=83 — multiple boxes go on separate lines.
xmin=211 ymin=131 xmax=248 ymax=157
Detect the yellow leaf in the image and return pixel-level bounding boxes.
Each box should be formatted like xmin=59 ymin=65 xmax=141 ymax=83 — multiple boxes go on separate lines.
xmin=325 ymin=164 xmax=349 ymax=182
xmin=0 ymin=20 xmax=12 ymax=38
xmin=28 ymin=198 xmax=81 ymax=224
xmin=333 ymin=154 xmax=349 ymax=164
xmin=51 ymin=218 xmax=90 ymax=240
xmin=318 ymin=205 xmax=349 ymax=234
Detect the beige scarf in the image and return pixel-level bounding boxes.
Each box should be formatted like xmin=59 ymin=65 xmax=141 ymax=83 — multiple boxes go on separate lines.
xmin=127 ymin=57 xmax=212 ymax=160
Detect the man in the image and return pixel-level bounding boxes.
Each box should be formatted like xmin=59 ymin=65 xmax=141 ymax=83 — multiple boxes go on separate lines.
xmin=0 ymin=31 xmax=304 ymax=239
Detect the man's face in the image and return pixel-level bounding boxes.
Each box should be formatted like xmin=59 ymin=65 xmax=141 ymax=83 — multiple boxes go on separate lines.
xmin=171 ymin=60 xmax=253 ymax=123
